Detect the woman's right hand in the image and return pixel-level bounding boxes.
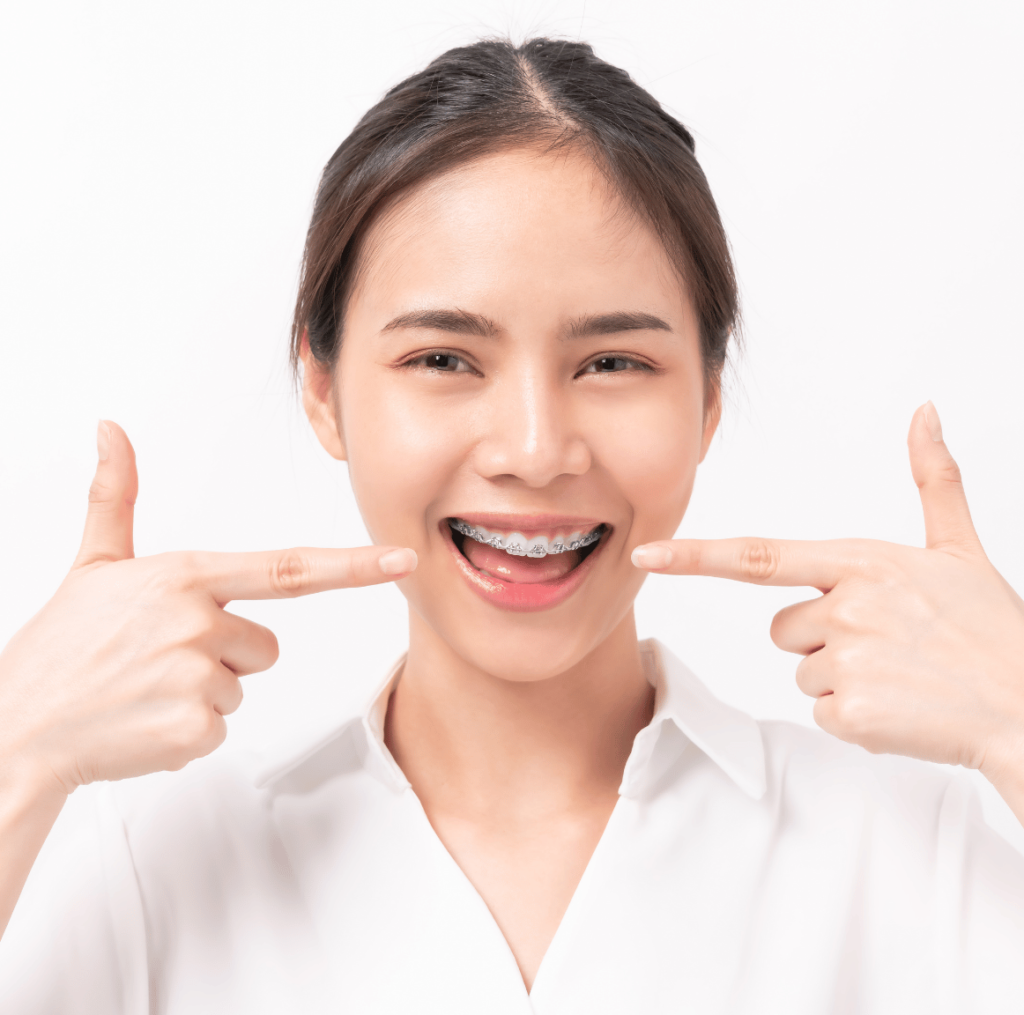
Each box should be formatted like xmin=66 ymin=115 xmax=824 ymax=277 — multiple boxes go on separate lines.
xmin=0 ymin=420 xmax=417 ymax=796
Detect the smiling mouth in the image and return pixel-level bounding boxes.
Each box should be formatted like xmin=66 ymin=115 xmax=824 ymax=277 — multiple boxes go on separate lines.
xmin=447 ymin=517 xmax=607 ymax=586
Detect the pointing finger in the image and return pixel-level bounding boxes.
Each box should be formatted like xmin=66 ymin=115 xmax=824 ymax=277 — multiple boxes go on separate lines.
xmin=908 ymin=402 xmax=982 ymax=554
xmin=631 ymin=537 xmax=853 ymax=590
xmin=74 ymin=421 xmax=138 ymax=569
xmin=193 ymin=545 xmax=418 ymax=604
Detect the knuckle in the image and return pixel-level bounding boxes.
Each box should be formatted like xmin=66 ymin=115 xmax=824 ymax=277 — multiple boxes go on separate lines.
xmin=680 ymin=543 xmax=703 ymax=573
xmin=147 ymin=552 xmax=201 ymax=595
xmin=173 ymin=704 xmax=222 ymax=753
xmin=161 ymin=710 xmax=203 ymax=762
xmin=172 ymin=551 xmax=205 ymax=589
xmin=936 ymin=457 xmax=963 ymax=486
xmin=830 ymin=645 xmax=859 ymax=680
xmin=841 ymin=539 xmax=886 ymax=580
xmin=173 ymin=654 xmax=220 ymax=696
xmin=828 ymin=596 xmax=863 ymax=632
xmin=267 ymin=551 xmax=312 ymax=597
xmin=917 ymin=456 xmax=963 ymax=491
xmin=87 ymin=476 xmax=116 ymax=507
xmin=176 ymin=609 xmax=219 ymax=646
xmin=201 ymin=658 xmax=228 ymax=692
xmin=738 ymin=539 xmax=779 ymax=582
xmin=832 ymin=692 xmax=874 ymax=740
xmin=203 ymin=714 xmax=228 ymax=755
xmin=173 ymin=550 xmax=202 ymax=574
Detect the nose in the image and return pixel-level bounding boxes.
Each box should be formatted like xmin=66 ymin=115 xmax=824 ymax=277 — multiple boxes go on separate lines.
xmin=472 ymin=368 xmax=591 ymax=488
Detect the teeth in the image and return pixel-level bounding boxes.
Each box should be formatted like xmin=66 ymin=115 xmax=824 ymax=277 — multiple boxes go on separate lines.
xmin=449 ymin=519 xmax=603 ymax=557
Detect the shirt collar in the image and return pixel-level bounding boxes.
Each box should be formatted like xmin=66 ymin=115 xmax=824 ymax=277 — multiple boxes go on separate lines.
xmin=254 ymin=657 xmax=409 ymax=794
xmin=619 ymin=639 xmax=766 ymax=800
xmin=256 ymin=639 xmax=765 ymax=801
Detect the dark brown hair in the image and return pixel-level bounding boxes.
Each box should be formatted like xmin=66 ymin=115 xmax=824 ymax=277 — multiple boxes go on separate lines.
xmin=291 ymin=37 xmax=737 ymax=393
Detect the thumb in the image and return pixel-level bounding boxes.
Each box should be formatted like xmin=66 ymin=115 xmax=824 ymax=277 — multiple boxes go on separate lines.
xmin=908 ymin=402 xmax=980 ymax=553
xmin=73 ymin=421 xmax=138 ymax=568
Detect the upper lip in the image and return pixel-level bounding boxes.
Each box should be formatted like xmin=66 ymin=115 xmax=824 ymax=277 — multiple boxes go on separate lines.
xmin=446 ymin=513 xmax=607 ymax=537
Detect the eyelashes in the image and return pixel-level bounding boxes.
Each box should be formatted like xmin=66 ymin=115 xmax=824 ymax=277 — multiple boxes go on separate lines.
xmin=397 ymin=348 xmax=658 ymax=378
xmin=577 ymin=355 xmax=655 ymax=376
xmin=402 ymin=351 xmax=477 ymax=374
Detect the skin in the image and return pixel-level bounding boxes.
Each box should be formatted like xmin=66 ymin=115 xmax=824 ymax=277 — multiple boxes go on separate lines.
xmin=0 ymin=421 xmax=417 ymax=938
xmin=634 ymin=402 xmax=1024 ymax=822
xmin=302 ymin=150 xmax=716 ymax=984
xmin=1 ymin=147 xmax=1023 ymax=992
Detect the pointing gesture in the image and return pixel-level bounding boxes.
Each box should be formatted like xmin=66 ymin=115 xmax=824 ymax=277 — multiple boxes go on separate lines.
xmin=0 ymin=421 xmax=417 ymax=793
xmin=633 ymin=404 xmax=1024 ymax=813
xmin=633 ymin=404 xmax=983 ymax=590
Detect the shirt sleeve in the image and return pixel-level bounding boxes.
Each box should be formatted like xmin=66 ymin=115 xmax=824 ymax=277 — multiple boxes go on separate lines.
xmin=0 ymin=782 xmax=149 ymax=1015
xmin=934 ymin=777 xmax=1024 ymax=1013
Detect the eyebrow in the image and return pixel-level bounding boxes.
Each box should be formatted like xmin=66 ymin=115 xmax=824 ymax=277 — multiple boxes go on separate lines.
xmin=381 ymin=308 xmax=500 ymax=337
xmin=566 ymin=311 xmax=673 ymax=338
xmin=379 ymin=307 xmax=673 ymax=339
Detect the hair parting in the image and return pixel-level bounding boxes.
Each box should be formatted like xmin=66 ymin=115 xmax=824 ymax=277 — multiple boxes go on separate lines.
xmin=291 ymin=37 xmax=739 ymax=398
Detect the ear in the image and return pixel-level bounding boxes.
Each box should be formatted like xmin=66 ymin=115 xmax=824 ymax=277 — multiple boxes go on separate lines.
xmin=698 ymin=383 xmax=722 ymax=464
xmin=299 ymin=332 xmax=347 ymax=461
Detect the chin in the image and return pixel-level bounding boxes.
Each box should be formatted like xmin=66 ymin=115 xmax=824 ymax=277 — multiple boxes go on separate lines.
xmin=462 ymin=622 xmax=616 ymax=683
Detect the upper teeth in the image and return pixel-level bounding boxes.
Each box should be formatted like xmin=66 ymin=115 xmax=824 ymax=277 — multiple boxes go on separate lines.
xmin=449 ymin=519 xmax=603 ymax=557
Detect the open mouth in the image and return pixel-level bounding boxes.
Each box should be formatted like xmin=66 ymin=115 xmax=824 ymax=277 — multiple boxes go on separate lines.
xmin=443 ymin=515 xmax=609 ymax=612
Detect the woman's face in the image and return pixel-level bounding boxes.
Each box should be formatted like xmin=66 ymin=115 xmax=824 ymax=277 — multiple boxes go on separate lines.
xmin=305 ymin=149 xmax=718 ymax=682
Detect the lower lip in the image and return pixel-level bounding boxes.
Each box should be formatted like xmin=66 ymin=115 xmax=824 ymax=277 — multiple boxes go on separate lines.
xmin=441 ymin=523 xmax=606 ymax=612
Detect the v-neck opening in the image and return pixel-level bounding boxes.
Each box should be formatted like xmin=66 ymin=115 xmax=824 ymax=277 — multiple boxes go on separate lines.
xmin=527 ymin=792 xmax=627 ymax=998
xmin=402 ymin=784 xmax=628 ymax=1001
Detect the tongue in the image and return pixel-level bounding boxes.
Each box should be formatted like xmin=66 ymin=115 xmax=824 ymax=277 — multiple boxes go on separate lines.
xmin=463 ymin=540 xmax=582 ymax=583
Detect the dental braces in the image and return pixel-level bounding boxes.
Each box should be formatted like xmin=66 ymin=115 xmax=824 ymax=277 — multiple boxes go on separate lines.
xmin=449 ymin=519 xmax=603 ymax=557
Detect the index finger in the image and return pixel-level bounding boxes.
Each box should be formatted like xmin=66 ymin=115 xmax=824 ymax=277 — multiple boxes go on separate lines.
xmin=188 ymin=545 xmax=417 ymax=603
xmin=631 ymin=537 xmax=852 ymax=590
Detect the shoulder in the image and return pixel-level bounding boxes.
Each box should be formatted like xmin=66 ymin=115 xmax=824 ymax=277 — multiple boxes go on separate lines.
xmin=105 ymin=722 xmax=360 ymax=851
xmin=758 ymin=718 xmax=956 ymax=796
xmin=755 ymin=718 xmax=971 ymax=847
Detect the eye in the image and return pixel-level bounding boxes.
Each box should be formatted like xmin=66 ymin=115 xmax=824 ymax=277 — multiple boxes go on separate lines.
xmin=405 ymin=351 xmax=475 ymax=373
xmin=580 ymin=356 xmax=651 ymax=375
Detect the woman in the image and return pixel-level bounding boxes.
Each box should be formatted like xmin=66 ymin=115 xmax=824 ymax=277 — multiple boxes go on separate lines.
xmin=1 ymin=37 xmax=1022 ymax=1013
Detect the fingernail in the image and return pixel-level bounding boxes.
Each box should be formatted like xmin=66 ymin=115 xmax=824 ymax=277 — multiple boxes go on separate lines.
xmin=632 ymin=545 xmax=673 ymax=570
xmin=379 ymin=548 xmax=417 ymax=576
xmin=96 ymin=421 xmax=111 ymax=461
xmin=923 ymin=401 xmax=943 ymax=442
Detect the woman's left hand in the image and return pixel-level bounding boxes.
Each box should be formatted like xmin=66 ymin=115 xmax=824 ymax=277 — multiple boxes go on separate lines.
xmin=632 ymin=402 xmax=1024 ymax=820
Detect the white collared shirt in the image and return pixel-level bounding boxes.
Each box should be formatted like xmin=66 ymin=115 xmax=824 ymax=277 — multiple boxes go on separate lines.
xmin=2 ymin=640 xmax=1023 ymax=1014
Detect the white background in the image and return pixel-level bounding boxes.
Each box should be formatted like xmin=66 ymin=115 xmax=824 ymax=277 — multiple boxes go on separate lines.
xmin=2 ymin=0 xmax=1023 ymax=847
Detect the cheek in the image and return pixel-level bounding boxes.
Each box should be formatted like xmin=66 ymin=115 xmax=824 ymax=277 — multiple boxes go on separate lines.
xmin=339 ymin=373 xmax=468 ymax=543
xmin=587 ymin=390 xmax=702 ymax=536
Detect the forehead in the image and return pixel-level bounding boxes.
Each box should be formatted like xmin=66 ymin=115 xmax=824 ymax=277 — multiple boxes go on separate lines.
xmin=348 ymin=149 xmax=689 ymax=322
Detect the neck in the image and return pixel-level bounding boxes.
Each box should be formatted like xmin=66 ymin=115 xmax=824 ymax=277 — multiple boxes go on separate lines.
xmin=384 ymin=610 xmax=654 ymax=820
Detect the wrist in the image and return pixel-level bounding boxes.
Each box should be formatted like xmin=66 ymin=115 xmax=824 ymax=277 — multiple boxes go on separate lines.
xmin=979 ymin=734 xmax=1024 ymax=828
xmin=0 ymin=747 xmax=70 ymax=941
xmin=0 ymin=748 xmax=71 ymax=815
